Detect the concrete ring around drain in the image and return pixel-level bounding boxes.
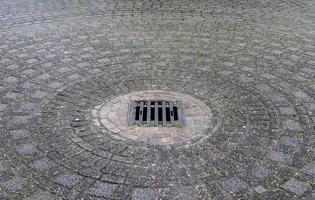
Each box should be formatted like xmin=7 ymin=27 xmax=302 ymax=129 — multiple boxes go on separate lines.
xmin=92 ymin=90 xmax=213 ymax=145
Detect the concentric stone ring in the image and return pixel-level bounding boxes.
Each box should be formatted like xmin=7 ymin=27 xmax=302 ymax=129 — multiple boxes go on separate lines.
xmin=0 ymin=0 xmax=314 ymax=199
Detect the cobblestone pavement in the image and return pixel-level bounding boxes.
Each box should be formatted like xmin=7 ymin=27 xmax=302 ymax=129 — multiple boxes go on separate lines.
xmin=0 ymin=0 xmax=315 ymax=199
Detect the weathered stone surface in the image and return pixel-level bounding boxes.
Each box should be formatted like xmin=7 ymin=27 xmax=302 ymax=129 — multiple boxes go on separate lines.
xmin=281 ymin=178 xmax=311 ymax=196
xmin=0 ymin=0 xmax=314 ymax=199
xmin=54 ymin=174 xmax=82 ymax=188
xmin=31 ymin=158 xmax=54 ymax=172
xmin=16 ymin=144 xmax=37 ymax=155
xmin=29 ymin=192 xmax=57 ymax=200
xmin=131 ymin=188 xmax=158 ymax=200
xmin=3 ymin=177 xmax=27 ymax=193
xmin=302 ymin=162 xmax=315 ymax=176
xmin=89 ymin=181 xmax=116 ymax=198
xmin=222 ymin=178 xmax=248 ymax=193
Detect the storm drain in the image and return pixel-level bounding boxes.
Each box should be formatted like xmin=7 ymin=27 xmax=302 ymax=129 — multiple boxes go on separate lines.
xmin=128 ymin=100 xmax=184 ymax=127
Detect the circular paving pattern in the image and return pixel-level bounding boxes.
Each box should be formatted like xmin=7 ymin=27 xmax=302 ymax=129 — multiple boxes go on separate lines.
xmin=92 ymin=90 xmax=214 ymax=146
xmin=0 ymin=0 xmax=314 ymax=199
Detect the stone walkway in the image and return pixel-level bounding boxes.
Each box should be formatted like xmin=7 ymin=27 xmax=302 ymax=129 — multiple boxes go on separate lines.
xmin=0 ymin=0 xmax=314 ymax=199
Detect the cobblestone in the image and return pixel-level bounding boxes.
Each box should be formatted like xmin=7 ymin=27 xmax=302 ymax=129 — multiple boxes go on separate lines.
xmin=281 ymin=178 xmax=312 ymax=196
xmin=0 ymin=0 xmax=314 ymax=199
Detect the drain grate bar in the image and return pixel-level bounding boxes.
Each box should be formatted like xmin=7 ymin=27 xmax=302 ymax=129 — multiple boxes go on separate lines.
xmin=162 ymin=101 xmax=166 ymax=126
xmin=129 ymin=100 xmax=183 ymax=127
xmin=139 ymin=101 xmax=144 ymax=124
xmin=154 ymin=101 xmax=159 ymax=126
xmin=147 ymin=100 xmax=151 ymax=127
xmin=170 ymin=101 xmax=174 ymax=126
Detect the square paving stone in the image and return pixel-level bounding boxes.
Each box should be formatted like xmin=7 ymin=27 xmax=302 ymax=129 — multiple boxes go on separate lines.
xmin=172 ymin=186 xmax=200 ymax=200
xmin=268 ymin=150 xmax=292 ymax=164
xmin=131 ymin=188 xmax=158 ymax=200
xmin=253 ymin=186 xmax=267 ymax=194
xmin=3 ymin=177 xmax=27 ymax=193
xmin=222 ymin=177 xmax=248 ymax=193
xmin=31 ymin=90 xmax=48 ymax=99
xmin=48 ymin=81 xmax=63 ymax=89
xmin=26 ymin=58 xmax=38 ymax=64
xmin=302 ymin=162 xmax=315 ymax=176
xmin=37 ymin=73 xmax=52 ymax=80
xmin=89 ymin=181 xmax=116 ymax=198
xmin=0 ymin=160 xmax=8 ymax=172
xmin=279 ymin=107 xmax=296 ymax=115
xmin=281 ymin=178 xmax=311 ymax=196
xmin=12 ymin=116 xmax=30 ymax=125
xmin=5 ymin=76 xmax=19 ymax=84
xmin=31 ymin=158 xmax=54 ymax=172
xmin=16 ymin=144 xmax=37 ymax=155
xmin=66 ymin=74 xmax=82 ymax=80
xmin=0 ymin=104 xmax=7 ymax=111
xmin=19 ymin=103 xmax=36 ymax=112
xmin=282 ymin=120 xmax=301 ymax=131
xmin=251 ymin=165 xmax=270 ymax=179
xmin=97 ymin=58 xmax=110 ymax=64
xmin=10 ymin=129 xmax=30 ymax=140
xmin=54 ymin=174 xmax=82 ymax=189
xmin=4 ymin=92 xmax=23 ymax=99
xmin=29 ymin=192 xmax=57 ymax=200
xmin=280 ymin=136 xmax=299 ymax=147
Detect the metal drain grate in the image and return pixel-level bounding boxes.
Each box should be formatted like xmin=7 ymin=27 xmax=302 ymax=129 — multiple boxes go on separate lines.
xmin=128 ymin=100 xmax=184 ymax=127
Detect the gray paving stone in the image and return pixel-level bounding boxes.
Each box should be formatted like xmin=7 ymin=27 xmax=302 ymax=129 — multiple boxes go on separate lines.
xmin=19 ymin=103 xmax=36 ymax=112
xmin=280 ymin=136 xmax=299 ymax=147
xmin=12 ymin=116 xmax=29 ymax=125
xmin=10 ymin=129 xmax=30 ymax=140
xmin=172 ymin=186 xmax=200 ymax=200
xmin=251 ymin=166 xmax=270 ymax=179
xmin=279 ymin=107 xmax=296 ymax=115
xmin=5 ymin=76 xmax=19 ymax=83
xmin=22 ymin=69 xmax=36 ymax=75
xmin=66 ymin=74 xmax=82 ymax=80
xmin=97 ymin=58 xmax=110 ymax=64
xmin=131 ymin=188 xmax=158 ymax=200
xmin=253 ymin=186 xmax=267 ymax=194
xmin=26 ymin=58 xmax=39 ymax=64
xmin=222 ymin=178 xmax=248 ymax=193
xmin=31 ymin=90 xmax=48 ymax=98
xmin=31 ymin=158 xmax=54 ymax=172
xmin=293 ymin=91 xmax=309 ymax=99
xmin=89 ymin=181 xmax=116 ymax=198
xmin=0 ymin=160 xmax=8 ymax=172
xmin=4 ymin=92 xmax=23 ymax=99
xmin=48 ymin=81 xmax=63 ymax=89
xmin=0 ymin=0 xmax=314 ymax=199
xmin=16 ymin=144 xmax=37 ymax=155
xmin=29 ymin=192 xmax=57 ymax=200
xmin=3 ymin=177 xmax=27 ymax=193
xmin=0 ymin=104 xmax=7 ymax=112
xmin=282 ymin=120 xmax=301 ymax=131
xmin=302 ymin=162 xmax=315 ymax=176
xmin=268 ymin=150 xmax=293 ymax=164
xmin=57 ymin=67 xmax=71 ymax=73
xmin=54 ymin=174 xmax=82 ymax=188
xmin=6 ymin=64 xmax=21 ymax=70
xmin=281 ymin=178 xmax=311 ymax=196
xmin=37 ymin=73 xmax=52 ymax=80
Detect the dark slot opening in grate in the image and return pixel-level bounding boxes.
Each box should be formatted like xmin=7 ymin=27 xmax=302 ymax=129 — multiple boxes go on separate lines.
xmin=128 ymin=100 xmax=184 ymax=127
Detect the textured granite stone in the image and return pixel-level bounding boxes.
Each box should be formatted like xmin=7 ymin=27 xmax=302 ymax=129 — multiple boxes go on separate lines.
xmin=0 ymin=0 xmax=314 ymax=199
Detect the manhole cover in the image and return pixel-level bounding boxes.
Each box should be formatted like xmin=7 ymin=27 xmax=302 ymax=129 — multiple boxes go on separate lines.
xmin=128 ymin=100 xmax=184 ymax=127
